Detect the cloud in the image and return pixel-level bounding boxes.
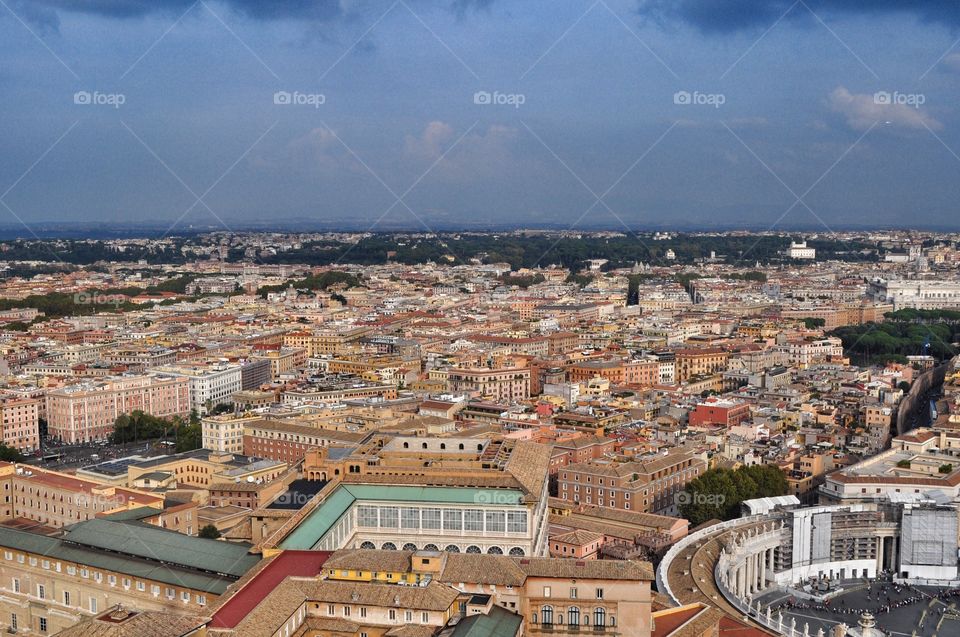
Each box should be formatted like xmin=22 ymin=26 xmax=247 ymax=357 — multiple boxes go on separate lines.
xmin=15 ymin=0 xmax=494 ymax=23
xmin=404 ymin=121 xmax=455 ymax=159
xmin=827 ymin=86 xmax=940 ymax=131
xmin=943 ymin=52 xmax=960 ymax=73
xmin=637 ymin=0 xmax=960 ymax=33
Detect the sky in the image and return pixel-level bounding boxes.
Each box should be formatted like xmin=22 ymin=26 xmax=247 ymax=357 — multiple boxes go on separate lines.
xmin=2 ymin=0 xmax=960 ymax=234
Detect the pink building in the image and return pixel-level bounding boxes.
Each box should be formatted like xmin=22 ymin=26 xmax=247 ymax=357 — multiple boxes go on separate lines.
xmin=45 ymin=375 xmax=190 ymax=443
xmin=0 ymin=396 xmax=40 ymax=452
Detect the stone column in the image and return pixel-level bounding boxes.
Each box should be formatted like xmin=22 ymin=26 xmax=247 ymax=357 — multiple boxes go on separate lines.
xmin=759 ymin=549 xmax=766 ymax=590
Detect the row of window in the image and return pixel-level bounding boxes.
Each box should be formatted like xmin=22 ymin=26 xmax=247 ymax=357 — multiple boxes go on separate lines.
xmin=356 ymin=506 xmax=527 ymax=533
xmin=534 ymin=606 xmax=614 ymax=627
xmin=358 ymin=541 xmax=525 ymax=555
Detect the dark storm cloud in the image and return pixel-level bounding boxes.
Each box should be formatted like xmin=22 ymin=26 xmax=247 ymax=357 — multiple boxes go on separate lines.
xmin=637 ymin=0 xmax=960 ymax=33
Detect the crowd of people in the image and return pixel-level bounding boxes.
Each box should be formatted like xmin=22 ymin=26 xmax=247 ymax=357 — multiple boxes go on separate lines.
xmin=770 ymin=579 xmax=960 ymax=621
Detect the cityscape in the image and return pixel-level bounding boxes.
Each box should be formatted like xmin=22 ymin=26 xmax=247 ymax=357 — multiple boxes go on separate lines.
xmin=5 ymin=2 xmax=960 ymax=637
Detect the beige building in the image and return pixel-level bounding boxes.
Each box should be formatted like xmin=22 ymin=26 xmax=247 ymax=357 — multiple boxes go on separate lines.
xmin=447 ymin=367 xmax=531 ymax=402
xmin=0 ymin=517 xmax=258 ymax=635
xmin=0 ymin=463 xmax=165 ymax=530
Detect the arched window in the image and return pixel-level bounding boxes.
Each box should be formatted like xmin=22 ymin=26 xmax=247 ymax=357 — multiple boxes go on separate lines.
xmin=542 ymin=606 xmax=554 ymax=625
xmin=403 ymin=442 xmax=409 ymax=448
xmin=568 ymin=607 xmax=580 ymax=625
xmin=444 ymin=545 xmax=460 ymax=553
xmin=487 ymin=546 xmax=503 ymax=554
xmin=359 ymin=541 xmax=375 ymax=549
xmin=459 ymin=443 xmax=464 ymax=450
xmin=402 ymin=543 xmax=418 ymax=551
xmin=423 ymin=544 xmax=439 ymax=551
xmin=509 ymin=547 xmax=525 ymax=556
xmin=440 ymin=443 xmax=446 ymax=450
xmin=466 ymin=545 xmax=481 ymax=554
xmin=594 ymin=608 xmax=606 ymax=627
xmin=381 ymin=542 xmax=397 ymax=551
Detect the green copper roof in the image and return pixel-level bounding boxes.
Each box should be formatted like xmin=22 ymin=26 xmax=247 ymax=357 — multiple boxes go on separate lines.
xmin=0 ymin=522 xmax=259 ymax=595
xmin=279 ymin=484 xmax=524 ymax=550
xmin=451 ymin=606 xmax=523 ymax=636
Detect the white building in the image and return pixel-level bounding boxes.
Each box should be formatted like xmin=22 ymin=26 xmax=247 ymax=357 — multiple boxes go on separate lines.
xmin=869 ymin=278 xmax=960 ymax=310
xmin=786 ymin=240 xmax=816 ymax=259
xmin=153 ymin=364 xmax=243 ymax=414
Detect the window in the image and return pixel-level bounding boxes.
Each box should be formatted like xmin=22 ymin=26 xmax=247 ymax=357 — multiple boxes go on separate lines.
xmin=543 ymin=586 xmax=552 ymax=597
xmin=380 ymin=507 xmax=399 ymax=528
xmin=389 ymin=609 xmax=397 ymax=620
xmin=37 ymin=584 xmax=45 ymax=599
xmin=596 ymin=588 xmax=604 ymax=599
xmin=357 ymin=506 xmax=378 ymax=528
xmin=570 ymin=587 xmax=578 ymax=599
xmin=360 ymin=607 xmax=367 ymax=618
xmin=594 ymin=607 xmax=606 ymax=627
xmin=401 ymin=508 xmax=420 ymax=529
xmin=443 ymin=509 xmax=462 ymax=531
xmin=12 ymin=578 xmax=19 ymax=593
xmin=327 ymin=604 xmax=335 ymax=616
xmin=10 ymin=614 xmax=16 ymax=631
xmin=422 ymin=508 xmax=441 ymax=530
xmin=405 ymin=611 xmax=413 ymax=622
xmin=197 ymin=595 xmax=206 ymax=606
xmin=137 ymin=581 xmax=145 ymax=592
xmin=542 ymin=605 xmax=554 ymax=625
xmin=568 ymin=607 xmax=581 ymax=625
xmin=485 ymin=511 xmax=505 ymax=532
xmin=464 ymin=510 xmax=483 ymax=531
xmin=507 ymin=511 xmax=527 ymax=533
xmin=63 ymin=591 xmax=71 ymax=606
xmin=343 ymin=606 xmax=351 ymax=617
xmin=90 ymin=597 xmax=97 ymax=613
xmin=39 ymin=617 xmax=47 ymax=633
xmin=422 ymin=612 xmax=429 ymax=623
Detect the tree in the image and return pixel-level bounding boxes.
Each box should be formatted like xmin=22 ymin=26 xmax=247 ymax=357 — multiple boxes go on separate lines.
xmin=0 ymin=444 xmax=23 ymax=462
xmin=198 ymin=524 xmax=221 ymax=539
xmin=679 ymin=465 xmax=788 ymax=526
xmin=176 ymin=422 xmax=202 ymax=453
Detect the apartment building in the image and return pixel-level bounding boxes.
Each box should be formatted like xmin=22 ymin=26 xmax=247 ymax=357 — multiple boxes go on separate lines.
xmin=45 ymin=374 xmax=190 ymax=443
xmin=251 ymin=346 xmax=308 ymax=380
xmin=201 ymin=412 xmax=263 ymax=453
xmin=0 ymin=463 xmax=164 ymax=529
xmin=0 ymin=395 xmax=40 ymax=452
xmin=557 ymin=451 xmax=706 ymax=516
xmin=447 ymin=367 xmax=531 ymax=402
xmin=674 ymin=348 xmax=730 ymax=383
xmin=152 ymin=364 xmax=243 ymax=414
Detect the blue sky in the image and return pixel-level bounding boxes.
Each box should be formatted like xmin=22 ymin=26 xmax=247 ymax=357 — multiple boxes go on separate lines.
xmin=2 ymin=0 xmax=960 ymax=232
